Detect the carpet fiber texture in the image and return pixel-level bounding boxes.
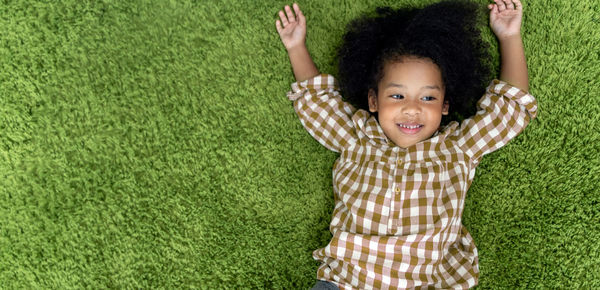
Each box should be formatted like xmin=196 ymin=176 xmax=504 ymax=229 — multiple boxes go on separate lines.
xmin=1 ymin=0 xmax=599 ymax=288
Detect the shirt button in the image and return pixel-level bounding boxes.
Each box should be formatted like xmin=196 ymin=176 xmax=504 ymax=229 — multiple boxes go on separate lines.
xmin=395 ymin=187 xmax=401 ymax=193
xmin=396 ymin=159 xmax=402 ymax=166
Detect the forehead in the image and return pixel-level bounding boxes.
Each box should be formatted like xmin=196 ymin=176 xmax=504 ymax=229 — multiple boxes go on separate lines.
xmin=380 ymin=57 xmax=443 ymax=87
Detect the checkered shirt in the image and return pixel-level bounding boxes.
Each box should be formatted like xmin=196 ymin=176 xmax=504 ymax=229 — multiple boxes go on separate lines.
xmin=287 ymin=74 xmax=538 ymax=289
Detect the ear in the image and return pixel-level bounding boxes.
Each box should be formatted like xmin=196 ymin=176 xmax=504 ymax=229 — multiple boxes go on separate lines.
xmin=368 ymin=89 xmax=378 ymax=113
xmin=442 ymin=101 xmax=449 ymax=115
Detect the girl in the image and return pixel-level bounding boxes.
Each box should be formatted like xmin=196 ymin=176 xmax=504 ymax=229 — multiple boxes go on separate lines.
xmin=276 ymin=0 xmax=537 ymax=288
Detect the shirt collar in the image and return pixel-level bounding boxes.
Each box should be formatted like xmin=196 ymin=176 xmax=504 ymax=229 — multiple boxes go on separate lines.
xmin=353 ymin=110 xmax=394 ymax=146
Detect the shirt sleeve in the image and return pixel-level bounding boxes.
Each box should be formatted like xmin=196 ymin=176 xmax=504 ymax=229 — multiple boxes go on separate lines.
xmin=287 ymin=74 xmax=357 ymax=153
xmin=455 ymin=79 xmax=538 ymax=162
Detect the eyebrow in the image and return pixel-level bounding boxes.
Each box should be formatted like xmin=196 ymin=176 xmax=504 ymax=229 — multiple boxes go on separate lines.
xmin=385 ymin=83 xmax=442 ymax=90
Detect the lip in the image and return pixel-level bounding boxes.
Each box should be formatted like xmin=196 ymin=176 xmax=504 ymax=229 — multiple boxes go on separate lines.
xmin=396 ymin=122 xmax=424 ymax=135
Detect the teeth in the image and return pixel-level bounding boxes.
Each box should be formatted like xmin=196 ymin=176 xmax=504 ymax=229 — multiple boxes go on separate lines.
xmin=399 ymin=124 xmax=421 ymax=129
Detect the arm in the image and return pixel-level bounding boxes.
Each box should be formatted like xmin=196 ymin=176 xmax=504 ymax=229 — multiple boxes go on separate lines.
xmin=454 ymin=1 xmax=536 ymax=160
xmin=275 ymin=4 xmax=357 ymax=152
xmin=276 ymin=3 xmax=319 ymax=82
xmin=489 ymin=0 xmax=529 ymax=91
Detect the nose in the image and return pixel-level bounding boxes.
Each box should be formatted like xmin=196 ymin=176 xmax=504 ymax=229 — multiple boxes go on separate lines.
xmin=402 ymin=100 xmax=421 ymax=116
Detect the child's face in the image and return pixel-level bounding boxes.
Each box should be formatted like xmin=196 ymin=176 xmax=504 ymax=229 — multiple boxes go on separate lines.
xmin=368 ymin=57 xmax=449 ymax=148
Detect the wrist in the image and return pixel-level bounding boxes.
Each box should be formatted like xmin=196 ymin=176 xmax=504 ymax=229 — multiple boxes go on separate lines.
xmin=286 ymin=43 xmax=307 ymax=54
xmin=497 ymin=33 xmax=522 ymax=43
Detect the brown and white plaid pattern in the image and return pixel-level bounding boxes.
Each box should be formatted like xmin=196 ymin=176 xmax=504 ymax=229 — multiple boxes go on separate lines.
xmin=288 ymin=74 xmax=537 ymax=289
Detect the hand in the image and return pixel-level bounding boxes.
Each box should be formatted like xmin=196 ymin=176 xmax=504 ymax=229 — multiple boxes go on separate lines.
xmin=276 ymin=3 xmax=306 ymax=51
xmin=488 ymin=0 xmax=523 ymax=40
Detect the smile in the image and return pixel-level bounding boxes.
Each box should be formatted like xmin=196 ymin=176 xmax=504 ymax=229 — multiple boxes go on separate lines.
xmin=396 ymin=123 xmax=424 ymax=135
xmin=397 ymin=123 xmax=423 ymax=129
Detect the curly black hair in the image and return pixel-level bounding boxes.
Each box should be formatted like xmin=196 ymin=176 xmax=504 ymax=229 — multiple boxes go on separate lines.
xmin=337 ymin=0 xmax=493 ymax=124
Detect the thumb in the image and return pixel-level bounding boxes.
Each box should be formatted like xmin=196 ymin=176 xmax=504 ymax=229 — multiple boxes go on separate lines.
xmin=489 ymin=4 xmax=498 ymax=23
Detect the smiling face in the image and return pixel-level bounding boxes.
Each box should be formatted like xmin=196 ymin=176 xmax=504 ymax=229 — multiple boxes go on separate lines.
xmin=368 ymin=56 xmax=449 ymax=148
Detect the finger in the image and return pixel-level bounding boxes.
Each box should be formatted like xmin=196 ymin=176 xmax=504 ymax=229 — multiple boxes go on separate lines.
xmin=294 ymin=3 xmax=305 ymax=26
xmin=503 ymin=0 xmax=515 ymax=10
xmin=285 ymin=5 xmax=296 ymax=23
xmin=489 ymin=4 xmax=498 ymax=17
xmin=276 ymin=19 xmax=283 ymax=33
xmin=278 ymin=10 xmax=288 ymax=27
xmin=495 ymin=0 xmax=506 ymax=11
xmin=513 ymin=0 xmax=522 ymax=10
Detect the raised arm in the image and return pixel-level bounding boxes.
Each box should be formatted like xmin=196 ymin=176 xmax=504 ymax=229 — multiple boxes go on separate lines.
xmin=488 ymin=0 xmax=529 ymax=92
xmin=276 ymin=3 xmax=319 ymax=82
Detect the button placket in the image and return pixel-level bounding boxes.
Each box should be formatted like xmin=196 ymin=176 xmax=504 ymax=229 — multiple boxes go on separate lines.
xmin=388 ymin=151 xmax=405 ymax=234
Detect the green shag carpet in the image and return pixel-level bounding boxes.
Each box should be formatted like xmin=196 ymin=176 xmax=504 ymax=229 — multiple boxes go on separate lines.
xmin=1 ymin=0 xmax=599 ymax=288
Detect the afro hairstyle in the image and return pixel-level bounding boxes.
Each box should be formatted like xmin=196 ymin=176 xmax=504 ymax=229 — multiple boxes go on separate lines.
xmin=336 ymin=0 xmax=493 ymax=124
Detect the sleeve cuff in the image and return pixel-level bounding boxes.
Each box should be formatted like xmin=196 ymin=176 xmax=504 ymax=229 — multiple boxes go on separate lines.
xmin=287 ymin=74 xmax=339 ymax=101
xmin=487 ymin=79 xmax=538 ymax=119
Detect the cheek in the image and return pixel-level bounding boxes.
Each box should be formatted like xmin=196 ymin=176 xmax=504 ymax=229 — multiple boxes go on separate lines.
xmin=425 ymin=106 xmax=444 ymax=122
xmin=378 ymin=104 xmax=399 ymax=119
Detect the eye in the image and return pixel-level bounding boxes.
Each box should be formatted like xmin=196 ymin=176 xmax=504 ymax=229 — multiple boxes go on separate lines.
xmin=391 ymin=94 xmax=404 ymax=99
xmin=422 ymin=96 xmax=436 ymax=101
